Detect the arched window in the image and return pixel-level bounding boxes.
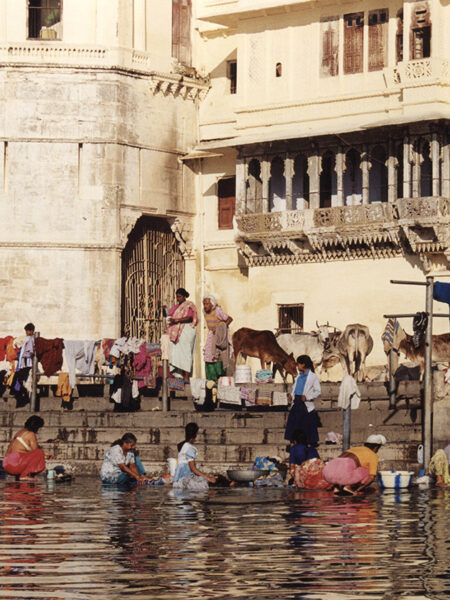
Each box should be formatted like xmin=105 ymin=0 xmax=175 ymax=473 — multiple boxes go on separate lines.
xmin=320 ymin=151 xmax=336 ymax=208
xmin=269 ymin=156 xmax=286 ymax=212
xmin=292 ymin=154 xmax=309 ymax=210
xmin=343 ymin=148 xmax=362 ymax=205
xmin=369 ymin=145 xmax=388 ymax=203
xmin=246 ymin=158 xmax=262 ymax=213
xmin=420 ymin=140 xmax=432 ymax=197
xmin=396 ymin=143 xmax=404 ymax=199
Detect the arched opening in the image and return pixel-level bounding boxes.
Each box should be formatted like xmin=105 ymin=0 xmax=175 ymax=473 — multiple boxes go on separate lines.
xmin=343 ymin=148 xmax=362 ymax=205
xmin=269 ymin=156 xmax=286 ymax=212
xmin=320 ymin=151 xmax=336 ymax=208
xmin=396 ymin=143 xmax=404 ymax=199
xmin=292 ymin=154 xmax=310 ymax=210
xmin=121 ymin=217 xmax=184 ymax=341
xmin=420 ymin=140 xmax=433 ymax=197
xmin=369 ymin=145 xmax=388 ymax=203
xmin=247 ymin=158 xmax=262 ymax=213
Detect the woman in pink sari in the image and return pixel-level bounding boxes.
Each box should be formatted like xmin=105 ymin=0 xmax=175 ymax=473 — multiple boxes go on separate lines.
xmin=3 ymin=416 xmax=52 ymax=481
xmin=166 ymin=288 xmax=199 ymax=382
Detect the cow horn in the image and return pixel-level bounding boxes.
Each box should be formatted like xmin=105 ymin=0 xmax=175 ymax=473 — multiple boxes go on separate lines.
xmin=316 ymin=320 xmax=319 ymax=328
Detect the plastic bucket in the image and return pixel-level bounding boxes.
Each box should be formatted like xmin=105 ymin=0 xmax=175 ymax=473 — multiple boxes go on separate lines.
xmin=378 ymin=470 xmax=414 ymax=489
xmin=235 ymin=365 xmax=252 ymax=384
xmin=167 ymin=458 xmax=177 ymax=477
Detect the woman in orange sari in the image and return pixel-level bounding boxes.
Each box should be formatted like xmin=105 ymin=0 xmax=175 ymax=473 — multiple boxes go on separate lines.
xmin=3 ymin=416 xmax=52 ymax=481
xmin=166 ymin=288 xmax=199 ymax=382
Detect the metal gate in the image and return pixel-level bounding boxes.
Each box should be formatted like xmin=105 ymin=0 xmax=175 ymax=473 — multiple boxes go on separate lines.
xmin=121 ymin=217 xmax=184 ymax=342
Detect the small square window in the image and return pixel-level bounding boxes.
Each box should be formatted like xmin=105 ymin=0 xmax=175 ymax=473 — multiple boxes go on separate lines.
xmin=277 ymin=304 xmax=304 ymax=334
xmin=28 ymin=0 xmax=61 ymax=40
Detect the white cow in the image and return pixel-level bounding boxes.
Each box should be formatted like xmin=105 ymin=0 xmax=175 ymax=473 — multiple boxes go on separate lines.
xmin=275 ymin=324 xmax=332 ymax=370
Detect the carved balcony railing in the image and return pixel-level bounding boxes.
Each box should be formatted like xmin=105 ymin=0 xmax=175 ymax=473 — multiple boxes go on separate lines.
xmin=235 ymin=197 xmax=450 ymax=266
xmin=387 ymin=58 xmax=450 ymax=87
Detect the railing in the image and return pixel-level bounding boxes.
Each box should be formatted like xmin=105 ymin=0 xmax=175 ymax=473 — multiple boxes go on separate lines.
xmin=390 ymin=58 xmax=449 ymax=86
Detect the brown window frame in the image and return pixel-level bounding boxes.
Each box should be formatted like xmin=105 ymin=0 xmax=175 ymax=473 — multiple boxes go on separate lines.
xmin=344 ymin=12 xmax=364 ymax=75
xmin=277 ymin=304 xmax=304 ymax=335
xmin=172 ymin=0 xmax=192 ymax=66
xmin=368 ymin=9 xmax=388 ymax=72
xmin=218 ymin=177 xmax=236 ymax=230
xmin=27 ymin=0 xmax=62 ymax=41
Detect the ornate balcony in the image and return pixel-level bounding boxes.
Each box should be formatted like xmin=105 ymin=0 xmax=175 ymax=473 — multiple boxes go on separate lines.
xmin=234 ymin=198 xmax=450 ymax=267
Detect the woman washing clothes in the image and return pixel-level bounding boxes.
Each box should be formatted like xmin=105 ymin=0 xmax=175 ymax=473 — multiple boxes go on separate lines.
xmin=284 ymin=355 xmax=321 ymax=446
xmin=166 ymin=288 xmax=199 ymax=382
xmin=173 ymin=423 xmax=217 ymax=491
xmin=100 ymin=433 xmax=152 ymax=485
xmin=203 ymin=295 xmax=233 ymax=381
xmin=289 ymin=428 xmax=330 ymax=490
xmin=3 ymin=416 xmax=52 ymax=481
xmin=322 ymin=434 xmax=387 ymax=495
xmin=427 ymin=444 xmax=450 ymax=487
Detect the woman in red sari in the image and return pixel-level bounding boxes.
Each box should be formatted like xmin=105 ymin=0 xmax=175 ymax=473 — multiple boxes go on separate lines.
xmin=166 ymin=288 xmax=199 ymax=382
xmin=3 ymin=416 xmax=52 ymax=481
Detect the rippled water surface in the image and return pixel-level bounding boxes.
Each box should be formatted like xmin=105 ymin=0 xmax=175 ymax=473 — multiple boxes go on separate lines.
xmin=0 ymin=478 xmax=448 ymax=600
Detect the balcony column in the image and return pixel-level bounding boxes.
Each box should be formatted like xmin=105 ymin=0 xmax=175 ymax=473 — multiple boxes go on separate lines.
xmin=442 ymin=133 xmax=450 ymax=198
xmin=285 ymin=156 xmax=294 ymax=211
xmin=308 ymin=151 xmax=320 ymax=209
xmin=403 ymin=136 xmax=412 ymax=198
xmin=361 ymin=145 xmax=369 ymax=205
xmin=235 ymin=157 xmax=247 ymax=215
xmin=336 ymin=147 xmax=344 ymax=206
xmin=431 ymin=133 xmax=440 ymax=196
xmin=388 ymin=138 xmax=396 ymax=203
xmin=261 ymin=157 xmax=270 ymax=213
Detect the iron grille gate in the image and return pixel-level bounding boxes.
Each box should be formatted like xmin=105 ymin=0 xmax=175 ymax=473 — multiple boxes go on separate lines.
xmin=121 ymin=217 xmax=184 ymax=342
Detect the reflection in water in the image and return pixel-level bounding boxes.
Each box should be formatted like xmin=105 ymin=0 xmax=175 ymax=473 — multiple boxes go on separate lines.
xmin=0 ymin=479 xmax=448 ymax=599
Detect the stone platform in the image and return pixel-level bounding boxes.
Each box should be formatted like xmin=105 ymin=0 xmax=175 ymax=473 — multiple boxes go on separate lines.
xmin=0 ymin=380 xmax=426 ymax=476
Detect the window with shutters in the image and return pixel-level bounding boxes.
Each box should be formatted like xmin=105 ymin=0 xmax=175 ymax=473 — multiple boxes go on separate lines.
xmin=368 ymin=9 xmax=388 ymax=71
xmin=227 ymin=60 xmax=237 ymax=94
xmin=344 ymin=12 xmax=364 ymax=74
xmin=410 ymin=3 xmax=431 ymax=59
xmin=277 ymin=304 xmax=304 ymax=334
xmin=321 ymin=18 xmax=339 ymax=77
xmin=172 ymin=0 xmax=192 ymax=66
xmin=28 ymin=0 xmax=61 ymax=40
xmin=218 ymin=177 xmax=236 ymax=230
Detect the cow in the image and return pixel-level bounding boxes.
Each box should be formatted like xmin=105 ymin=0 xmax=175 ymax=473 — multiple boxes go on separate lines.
xmin=384 ymin=323 xmax=450 ymax=377
xmin=321 ymin=324 xmax=373 ymax=382
xmin=275 ymin=323 xmax=333 ymax=371
xmin=232 ymin=327 xmax=298 ymax=380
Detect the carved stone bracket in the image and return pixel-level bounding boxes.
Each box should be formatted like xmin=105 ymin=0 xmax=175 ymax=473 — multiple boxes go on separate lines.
xmin=119 ymin=208 xmax=142 ymax=248
xmin=170 ymin=217 xmax=195 ymax=259
xmin=149 ymin=70 xmax=210 ymax=102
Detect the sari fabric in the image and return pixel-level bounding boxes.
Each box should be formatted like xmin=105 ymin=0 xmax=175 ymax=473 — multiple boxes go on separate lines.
xmin=167 ymin=301 xmax=199 ymax=343
xmin=293 ymin=458 xmax=330 ymax=490
xmin=3 ymin=449 xmax=46 ymax=478
xmin=428 ymin=449 xmax=450 ymax=485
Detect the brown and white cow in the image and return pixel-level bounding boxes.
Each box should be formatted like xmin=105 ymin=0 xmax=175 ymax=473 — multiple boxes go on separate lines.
xmin=386 ymin=324 xmax=450 ymax=376
xmin=232 ymin=327 xmax=298 ymax=379
xmin=321 ymin=324 xmax=373 ymax=382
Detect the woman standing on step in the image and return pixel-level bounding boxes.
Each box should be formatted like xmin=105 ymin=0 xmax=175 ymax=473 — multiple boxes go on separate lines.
xmin=3 ymin=416 xmax=52 ymax=481
xmin=173 ymin=422 xmax=217 ymax=490
xmin=166 ymin=288 xmax=199 ymax=383
xmin=284 ymin=355 xmax=321 ymax=447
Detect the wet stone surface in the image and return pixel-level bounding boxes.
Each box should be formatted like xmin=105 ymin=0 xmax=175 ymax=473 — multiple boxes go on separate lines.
xmin=0 ymin=477 xmax=448 ymax=599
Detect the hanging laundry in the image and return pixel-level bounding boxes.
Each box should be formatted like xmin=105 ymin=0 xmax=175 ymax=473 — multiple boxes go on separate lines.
xmin=55 ymin=372 xmax=72 ymax=404
xmin=35 ymin=337 xmax=64 ymax=376
xmin=0 ymin=336 xmax=13 ymax=361
xmin=433 ymin=281 xmax=450 ymax=305
xmin=63 ymin=340 xmax=97 ymax=388
xmin=337 ymin=374 xmax=361 ymax=410
xmin=17 ymin=335 xmax=35 ymax=370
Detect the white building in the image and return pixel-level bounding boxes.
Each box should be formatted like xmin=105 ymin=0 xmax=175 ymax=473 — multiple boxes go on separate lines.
xmin=0 ymin=0 xmax=448 ymax=371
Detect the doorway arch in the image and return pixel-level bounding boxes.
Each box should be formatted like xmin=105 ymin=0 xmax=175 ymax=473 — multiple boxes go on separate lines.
xmin=121 ymin=217 xmax=184 ymax=341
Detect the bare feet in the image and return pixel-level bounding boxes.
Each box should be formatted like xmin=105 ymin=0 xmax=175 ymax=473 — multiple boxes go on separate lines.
xmin=19 ymin=476 xmax=35 ymax=482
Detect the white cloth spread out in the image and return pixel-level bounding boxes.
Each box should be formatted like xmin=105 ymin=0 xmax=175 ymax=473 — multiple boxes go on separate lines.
xmin=63 ymin=340 xmax=97 ymax=388
xmin=337 ymin=374 xmax=361 ymax=410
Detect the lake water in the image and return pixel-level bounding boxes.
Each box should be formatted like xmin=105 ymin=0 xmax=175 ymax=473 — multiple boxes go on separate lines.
xmin=0 ymin=478 xmax=448 ymax=600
